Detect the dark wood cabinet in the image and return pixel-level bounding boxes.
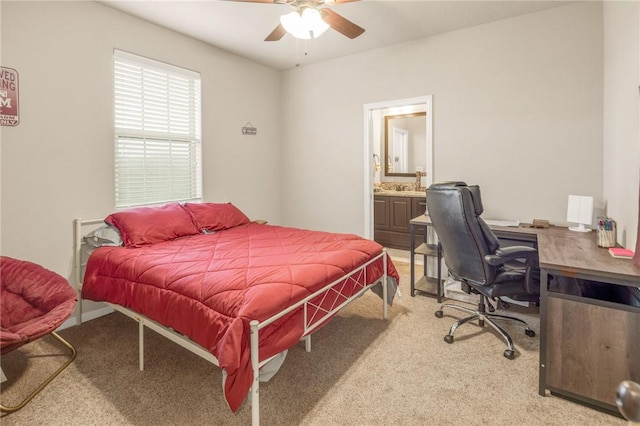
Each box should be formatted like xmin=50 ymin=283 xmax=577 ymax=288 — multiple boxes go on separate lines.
xmin=412 ymin=197 xmax=427 ymax=218
xmin=389 ymin=197 xmax=411 ymax=233
xmin=373 ymin=197 xmax=390 ymax=230
xmin=374 ymin=195 xmax=426 ymax=250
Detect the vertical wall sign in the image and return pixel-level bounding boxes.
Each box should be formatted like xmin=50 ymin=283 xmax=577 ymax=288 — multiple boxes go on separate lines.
xmin=0 ymin=67 xmax=19 ymax=126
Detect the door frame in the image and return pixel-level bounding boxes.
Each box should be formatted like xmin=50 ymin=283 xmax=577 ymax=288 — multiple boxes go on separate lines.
xmin=363 ymin=95 xmax=433 ymax=239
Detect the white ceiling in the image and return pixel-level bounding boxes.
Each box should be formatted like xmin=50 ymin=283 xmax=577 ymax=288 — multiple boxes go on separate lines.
xmin=101 ymin=0 xmax=573 ymax=71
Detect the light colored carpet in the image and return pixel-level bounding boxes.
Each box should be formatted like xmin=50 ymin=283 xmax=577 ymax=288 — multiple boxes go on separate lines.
xmin=1 ymin=262 xmax=623 ymax=425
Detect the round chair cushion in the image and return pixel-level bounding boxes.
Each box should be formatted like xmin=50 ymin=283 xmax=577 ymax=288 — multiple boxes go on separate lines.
xmin=0 ymin=256 xmax=77 ymax=354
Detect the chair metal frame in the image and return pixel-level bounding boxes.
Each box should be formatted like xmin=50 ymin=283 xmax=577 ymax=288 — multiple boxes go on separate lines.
xmin=435 ymin=292 xmax=535 ymax=359
xmin=1 ymin=331 xmax=77 ymax=414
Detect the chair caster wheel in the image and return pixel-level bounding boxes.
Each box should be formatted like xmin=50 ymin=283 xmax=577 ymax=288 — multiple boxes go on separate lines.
xmin=444 ymin=335 xmax=454 ymax=344
xmin=435 ymin=310 xmax=443 ymax=318
xmin=503 ymin=349 xmax=515 ymax=360
xmin=525 ymin=329 xmax=536 ymax=337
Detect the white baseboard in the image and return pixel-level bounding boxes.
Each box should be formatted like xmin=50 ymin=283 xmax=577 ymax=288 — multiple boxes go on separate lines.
xmin=58 ymin=306 xmax=115 ymax=331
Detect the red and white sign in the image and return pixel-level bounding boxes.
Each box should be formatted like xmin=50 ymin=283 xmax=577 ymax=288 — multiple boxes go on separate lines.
xmin=0 ymin=67 xmax=19 ymax=126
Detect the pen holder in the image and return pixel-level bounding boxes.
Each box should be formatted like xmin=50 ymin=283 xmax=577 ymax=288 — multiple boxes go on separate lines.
xmin=596 ymin=216 xmax=616 ymax=248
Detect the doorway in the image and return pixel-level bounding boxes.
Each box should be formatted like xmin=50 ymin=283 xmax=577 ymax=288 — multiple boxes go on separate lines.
xmin=363 ymin=96 xmax=433 ymax=240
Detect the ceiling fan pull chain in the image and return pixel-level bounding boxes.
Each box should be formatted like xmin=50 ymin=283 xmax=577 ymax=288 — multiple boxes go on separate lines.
xmin=294 ymin=37 xmax=311 ymax=67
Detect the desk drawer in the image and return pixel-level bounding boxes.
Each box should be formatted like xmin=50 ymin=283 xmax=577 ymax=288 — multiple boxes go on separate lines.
xmin=545 ymin=295 xmax=640 ymax=408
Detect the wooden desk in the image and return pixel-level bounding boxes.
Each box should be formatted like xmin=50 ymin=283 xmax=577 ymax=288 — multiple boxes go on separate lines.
xmin=492 ymin=225 xmax=640 ymax=413
xmin=537 ymin=231 xmax=639 ymax=413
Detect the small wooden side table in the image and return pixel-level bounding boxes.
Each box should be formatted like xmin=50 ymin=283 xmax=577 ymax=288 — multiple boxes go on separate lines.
xmin=409 ymin=214 xmax=443 ymax=302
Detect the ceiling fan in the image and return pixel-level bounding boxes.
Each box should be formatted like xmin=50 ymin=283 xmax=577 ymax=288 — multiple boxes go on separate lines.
xmin=230 ymin=0 xmax=365 ymax=41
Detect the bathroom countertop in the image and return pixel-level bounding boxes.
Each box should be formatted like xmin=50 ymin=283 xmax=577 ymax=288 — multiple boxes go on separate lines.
xmin=373 ymin=189 xmax=425 ymax=197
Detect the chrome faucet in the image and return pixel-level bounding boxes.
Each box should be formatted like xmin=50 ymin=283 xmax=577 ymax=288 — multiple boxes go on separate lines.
xmin=415 ymin=171 xmax=426 ymax=191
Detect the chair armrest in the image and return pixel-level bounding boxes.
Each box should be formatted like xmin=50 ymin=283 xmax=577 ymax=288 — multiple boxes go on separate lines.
xmin=484 ymin=246 xmax=538 ymax=266
xmin=485 ymin=246 xmax=541 ymax=297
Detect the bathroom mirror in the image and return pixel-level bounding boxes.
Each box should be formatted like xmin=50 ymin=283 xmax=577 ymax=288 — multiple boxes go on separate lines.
xmin=384 ymin=112 xmax=427 ymax=177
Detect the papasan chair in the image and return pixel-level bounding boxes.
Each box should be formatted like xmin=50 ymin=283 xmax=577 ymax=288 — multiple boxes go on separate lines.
xmin=1 ymin=256 xmax=77 ymax=413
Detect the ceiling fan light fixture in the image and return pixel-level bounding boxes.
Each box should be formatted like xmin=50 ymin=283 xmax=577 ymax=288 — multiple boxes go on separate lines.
xmin=280 ymin=8 xmax=330 ymax=40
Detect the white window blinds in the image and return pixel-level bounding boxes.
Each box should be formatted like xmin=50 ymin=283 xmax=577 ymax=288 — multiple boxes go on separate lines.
xmin=113 ymin=50 xmax=202 ymax=208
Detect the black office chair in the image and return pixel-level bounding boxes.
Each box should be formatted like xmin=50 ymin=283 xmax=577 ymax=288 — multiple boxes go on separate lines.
xmin=426 ymin=182 xmax=539 ymax=359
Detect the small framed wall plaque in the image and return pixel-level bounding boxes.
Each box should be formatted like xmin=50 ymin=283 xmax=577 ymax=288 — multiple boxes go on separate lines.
xmin=242 ymin=122 xmax=257 ymax=135
xmin=0 ymin=66 xmax=19 ymax=126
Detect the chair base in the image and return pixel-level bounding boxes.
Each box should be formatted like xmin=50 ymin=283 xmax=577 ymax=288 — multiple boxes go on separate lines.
xmin=435 ymin=296 xmax=535 ymax=359
xmin=1 ymin=331 xmax=77 ymax=414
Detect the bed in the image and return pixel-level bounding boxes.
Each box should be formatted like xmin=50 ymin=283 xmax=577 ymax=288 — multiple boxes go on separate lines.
xmin=74 ymin=202 xmax=399 ymax=425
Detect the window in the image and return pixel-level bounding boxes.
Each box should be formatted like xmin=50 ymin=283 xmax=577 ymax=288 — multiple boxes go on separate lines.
xmin=113 ymin=50 xmax=202 ymax=208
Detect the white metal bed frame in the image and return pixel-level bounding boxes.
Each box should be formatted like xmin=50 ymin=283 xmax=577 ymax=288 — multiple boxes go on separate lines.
xmin=73 ymin=218 xmax=390 ymax=425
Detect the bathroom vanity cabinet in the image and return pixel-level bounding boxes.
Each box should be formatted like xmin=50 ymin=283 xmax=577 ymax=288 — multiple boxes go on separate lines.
xmin=374 ymin=194 xmax=426 ymax=250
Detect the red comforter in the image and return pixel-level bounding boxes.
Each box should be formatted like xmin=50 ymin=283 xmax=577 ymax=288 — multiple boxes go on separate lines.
xmin=82 ymin=223 xmax=398 ymax=411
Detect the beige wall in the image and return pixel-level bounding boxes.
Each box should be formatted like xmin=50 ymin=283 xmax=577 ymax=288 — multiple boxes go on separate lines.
xmin=0 ymin=2 xmax=282 ymax=279
xmin=2 ymin=0 xmax=637 ymax=290
xmin=280 ymin=2 xmax=605 ymax=235
xmin=603 ymin=1 xmax=640 ymax=250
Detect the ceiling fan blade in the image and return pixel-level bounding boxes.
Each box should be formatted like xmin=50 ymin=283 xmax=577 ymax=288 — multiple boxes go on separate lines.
xmin=321 ymin=8 xmax=365 ymax=39
xmin=265 ymin=24 xmax=287 ymax=41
